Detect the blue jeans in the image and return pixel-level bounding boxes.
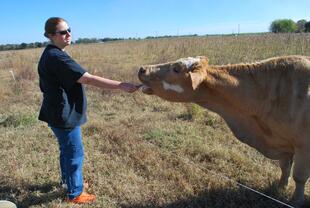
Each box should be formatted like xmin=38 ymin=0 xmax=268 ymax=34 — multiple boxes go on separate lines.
xmin=50 ymin=126 xmax=84 ymax=199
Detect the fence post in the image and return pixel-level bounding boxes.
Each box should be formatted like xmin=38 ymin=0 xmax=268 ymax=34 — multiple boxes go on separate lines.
xmin=9 ymin=70 xmax=16 ymax=82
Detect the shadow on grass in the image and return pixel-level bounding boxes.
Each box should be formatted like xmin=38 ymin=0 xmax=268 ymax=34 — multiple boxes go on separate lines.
xmin=120 ymin=183 xmax=310 ymax=208
xmin=0 ymin=176 xmax=64 ymax=208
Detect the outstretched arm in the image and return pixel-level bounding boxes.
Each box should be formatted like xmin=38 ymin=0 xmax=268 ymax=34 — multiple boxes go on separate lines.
xmin=77 ymin=72 xmax=138 ymax=93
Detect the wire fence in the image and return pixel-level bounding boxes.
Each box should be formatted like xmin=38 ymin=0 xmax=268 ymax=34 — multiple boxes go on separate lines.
xmin=142 ymin=139 xmax=296 ymax=208
xmin=182 ymin=157 xmax=295 ymax=208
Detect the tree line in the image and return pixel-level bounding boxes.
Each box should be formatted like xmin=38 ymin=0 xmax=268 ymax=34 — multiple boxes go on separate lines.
xmin=270 ymin=19 xmax=310 ymax=33
xmin=0 ymin=42 xmax=49 ymax=51
xmin=0 ymin=38 xmax=121 ymax=51
xmin=0 ymin=35 xmax=199 ymax=51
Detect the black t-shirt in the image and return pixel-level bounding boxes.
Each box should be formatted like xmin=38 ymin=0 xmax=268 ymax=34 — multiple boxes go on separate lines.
xmin=38 ymin=44 xmax=87 ymax=129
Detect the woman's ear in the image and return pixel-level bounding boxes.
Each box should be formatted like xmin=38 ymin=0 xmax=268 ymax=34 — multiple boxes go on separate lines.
xmin=44 ymin=32 xmax=52 ymax=39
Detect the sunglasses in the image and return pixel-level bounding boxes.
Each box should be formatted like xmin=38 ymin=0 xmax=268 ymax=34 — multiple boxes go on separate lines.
xmin=55 ymin=28 xmax=71 ymax=35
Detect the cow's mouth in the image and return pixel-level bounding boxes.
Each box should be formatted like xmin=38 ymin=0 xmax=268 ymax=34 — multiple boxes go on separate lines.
xmin=138 ymin=67 xmax=154 ymax=94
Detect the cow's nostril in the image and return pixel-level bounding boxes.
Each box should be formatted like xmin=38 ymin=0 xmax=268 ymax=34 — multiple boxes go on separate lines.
xmin=139 ymin=67 xmax=146 ymax=74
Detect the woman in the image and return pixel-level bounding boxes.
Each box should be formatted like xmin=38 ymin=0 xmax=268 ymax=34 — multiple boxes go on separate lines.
xmin=38 ymin=17 xmax=138 ymax=204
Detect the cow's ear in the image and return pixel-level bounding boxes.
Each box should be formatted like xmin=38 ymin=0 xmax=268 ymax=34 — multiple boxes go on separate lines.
xmin=189 ymin=56 xmax=209 ymax=71
xmin=189 ymin=71 xmax=205 ymax=90
xmin=196 ymin=56 xmax=209 ymax=65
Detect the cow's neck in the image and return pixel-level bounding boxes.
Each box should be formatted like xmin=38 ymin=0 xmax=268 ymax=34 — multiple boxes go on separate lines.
xmin=197 ymin=63 xmax=264 ymax=115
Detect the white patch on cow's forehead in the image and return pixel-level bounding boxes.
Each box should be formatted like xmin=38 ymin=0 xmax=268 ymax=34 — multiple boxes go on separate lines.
xmin=177 ymin=57 xmax=201 ymax=68
xmin=162 ymin=81 xmax=184 ymax=93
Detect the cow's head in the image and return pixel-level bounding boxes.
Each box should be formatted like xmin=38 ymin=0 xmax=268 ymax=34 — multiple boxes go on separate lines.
xmin=138 ymin=56 xmax=208 ymax=102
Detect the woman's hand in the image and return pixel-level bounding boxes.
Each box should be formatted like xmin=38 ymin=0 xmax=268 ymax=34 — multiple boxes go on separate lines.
xmin=119 ymin=82 xmax=139 ymax=93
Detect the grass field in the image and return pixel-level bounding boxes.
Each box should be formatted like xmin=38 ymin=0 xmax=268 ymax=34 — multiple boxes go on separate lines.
xmin=0 ymin=33 xmax=310 ymax=207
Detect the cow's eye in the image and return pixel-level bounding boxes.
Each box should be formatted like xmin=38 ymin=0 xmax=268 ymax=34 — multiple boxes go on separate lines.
xmin=173 ymin=66 xmax=181 ymax=73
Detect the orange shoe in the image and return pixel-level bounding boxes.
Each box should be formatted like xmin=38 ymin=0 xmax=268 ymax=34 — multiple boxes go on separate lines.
xmin=66 ymin=192 xmax=96 ymax=204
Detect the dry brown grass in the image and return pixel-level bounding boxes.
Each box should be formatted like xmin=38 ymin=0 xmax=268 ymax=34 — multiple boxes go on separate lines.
xmin=1 ymin=33 xmax=310 ymax=207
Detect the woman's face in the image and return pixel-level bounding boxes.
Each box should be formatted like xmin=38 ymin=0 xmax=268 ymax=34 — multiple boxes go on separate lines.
xmin=51 ymin=21 xmax=71 ymax=50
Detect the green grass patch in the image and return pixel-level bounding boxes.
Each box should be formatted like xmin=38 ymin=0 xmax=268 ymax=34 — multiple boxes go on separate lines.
xmin=0 ymin=112 xmax=37 ymax=127
xmin=143 ymin=128 xmax=184 ymax=150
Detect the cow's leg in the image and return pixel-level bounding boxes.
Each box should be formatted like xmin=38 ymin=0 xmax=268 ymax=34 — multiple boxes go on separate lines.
xmin=278 ymin=154 xmax=293 ymax=188
xmin=291 ymin=149 xmax=310 ymax=207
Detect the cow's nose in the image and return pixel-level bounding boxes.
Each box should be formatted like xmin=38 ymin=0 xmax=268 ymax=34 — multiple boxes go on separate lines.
xmin=139 ymin=67 xmax=146 ymax=75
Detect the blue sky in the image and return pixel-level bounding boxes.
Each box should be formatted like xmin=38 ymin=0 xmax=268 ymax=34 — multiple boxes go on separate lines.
xmin=1 ymin=0 xmax=310 ymax=44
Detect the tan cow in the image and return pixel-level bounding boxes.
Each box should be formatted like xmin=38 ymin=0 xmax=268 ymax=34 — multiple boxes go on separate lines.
xmin=138 ymin=55 xmax=310 ymax=207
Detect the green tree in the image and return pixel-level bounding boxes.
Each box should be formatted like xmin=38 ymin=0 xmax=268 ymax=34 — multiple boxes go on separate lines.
xmin=296 ymin=19 xmax=307 ymax=32
xmin=269 ymin=19 xmax=297 ymax=33
xmin=305 ymin=21 xmax=310 ymax=32
xmin=34 ymin=42 xmax=42 ymax=48
xmin=20 ymin=43 xmax=27 ymax=49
